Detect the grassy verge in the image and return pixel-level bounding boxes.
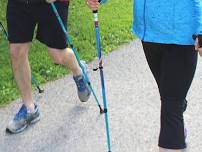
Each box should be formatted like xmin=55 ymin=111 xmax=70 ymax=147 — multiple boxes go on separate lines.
xmin=0 ymin=0 xmax=134 ymax=106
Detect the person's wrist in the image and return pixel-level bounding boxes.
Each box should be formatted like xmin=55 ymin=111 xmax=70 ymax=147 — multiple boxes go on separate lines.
xmin=193 ymin=34 xmax=202 ymax=48
xmin=197 ymin=35 xmax=202 ymax=48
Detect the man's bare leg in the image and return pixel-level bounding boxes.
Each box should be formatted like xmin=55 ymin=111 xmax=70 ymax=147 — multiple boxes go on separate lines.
xmin=48 ymin=47 xmax=82 ymax=76
xmin=10 ymin=43 xmax=34 ymax=111
xmin=6 ymin=43 xmax=40 ymax=134
xmin=48 ymin=47 xmax=91 ymax=102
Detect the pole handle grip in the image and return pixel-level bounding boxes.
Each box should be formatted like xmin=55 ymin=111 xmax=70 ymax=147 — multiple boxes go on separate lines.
xmin=92 ymin=0 xmax=103 ymax=13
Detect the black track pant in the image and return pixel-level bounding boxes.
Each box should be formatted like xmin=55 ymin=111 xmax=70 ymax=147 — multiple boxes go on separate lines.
xmin=142 ymin=41 xmax=198 ymax=149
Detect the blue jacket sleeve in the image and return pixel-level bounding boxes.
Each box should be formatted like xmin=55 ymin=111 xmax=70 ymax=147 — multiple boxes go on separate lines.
xmin=194 ymin=0 xmax=202 ymax=35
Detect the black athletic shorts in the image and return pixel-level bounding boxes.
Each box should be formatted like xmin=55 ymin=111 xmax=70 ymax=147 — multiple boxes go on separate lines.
xmin=7 ymin=0 xmax=69 ymax=49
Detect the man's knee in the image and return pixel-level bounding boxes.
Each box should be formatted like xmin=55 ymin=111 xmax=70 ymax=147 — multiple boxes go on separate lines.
xmin=10 ymin=44 xmax=29 ymax=60
xmin=65 ymin=48 xmax=75 ymax=60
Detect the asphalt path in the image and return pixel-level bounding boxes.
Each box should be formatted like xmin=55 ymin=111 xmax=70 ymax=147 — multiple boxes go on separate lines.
xmin=0 ymin=40 xmax=202 ymax=152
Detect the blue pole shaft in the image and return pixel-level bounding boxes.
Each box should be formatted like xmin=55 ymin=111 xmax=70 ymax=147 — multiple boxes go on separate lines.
xmin=93 ymin=12 xmax=112 ymax=152
xmin=50 ymin=3 xmax=102 ymax=110
xmin=0 ymin=22 xmax=8 ymax=39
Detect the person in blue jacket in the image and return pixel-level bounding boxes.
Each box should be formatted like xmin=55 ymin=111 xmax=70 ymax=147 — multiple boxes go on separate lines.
xmin=133 ymin=1 xmax=202 ymax=152
xmin=88 ymin=0 xmax=202 ymax=151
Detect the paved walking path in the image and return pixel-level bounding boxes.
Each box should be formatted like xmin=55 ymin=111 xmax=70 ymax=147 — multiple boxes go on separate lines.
xmin=0 ymin=40 xmax=202 ymax=152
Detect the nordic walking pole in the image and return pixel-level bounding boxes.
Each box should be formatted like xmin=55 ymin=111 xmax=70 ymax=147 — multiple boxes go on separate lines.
xmin=0 ymin=22 xmax=8 ymax=39
xmin=92 ymin=8 xmax=112 ymax=152
xmin=0 ymin=22 xmax=44 ymax=94
xmin=31 ymin=76 xmax=44 ymax=93
xmin=50 ymin=3 xmax=104 ymax=114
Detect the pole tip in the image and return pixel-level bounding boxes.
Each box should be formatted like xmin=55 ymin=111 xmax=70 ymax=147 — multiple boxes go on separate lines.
xmin=100 ymin=108 xmax=104 ymax=114
xmin=37 ymin=86 xmax=44 ymax=94
xmin=99 ymin=105 xmax=104 ymax=114
xmin=39 ymin=89 xmax=44 ymax=94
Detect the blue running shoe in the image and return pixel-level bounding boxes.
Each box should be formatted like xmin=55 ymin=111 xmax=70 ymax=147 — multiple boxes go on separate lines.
xmin=182 ymin=128 xmax=188 ymax=152
xmin=6 ymin=104 xmax=40 ymax=134
xmin=73 ymin=61 xmax=91 ymax=102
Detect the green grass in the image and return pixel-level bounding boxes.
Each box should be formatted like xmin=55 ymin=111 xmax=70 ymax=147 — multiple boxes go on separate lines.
xmin=0 ymin=0 xmax=134 ymax=106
